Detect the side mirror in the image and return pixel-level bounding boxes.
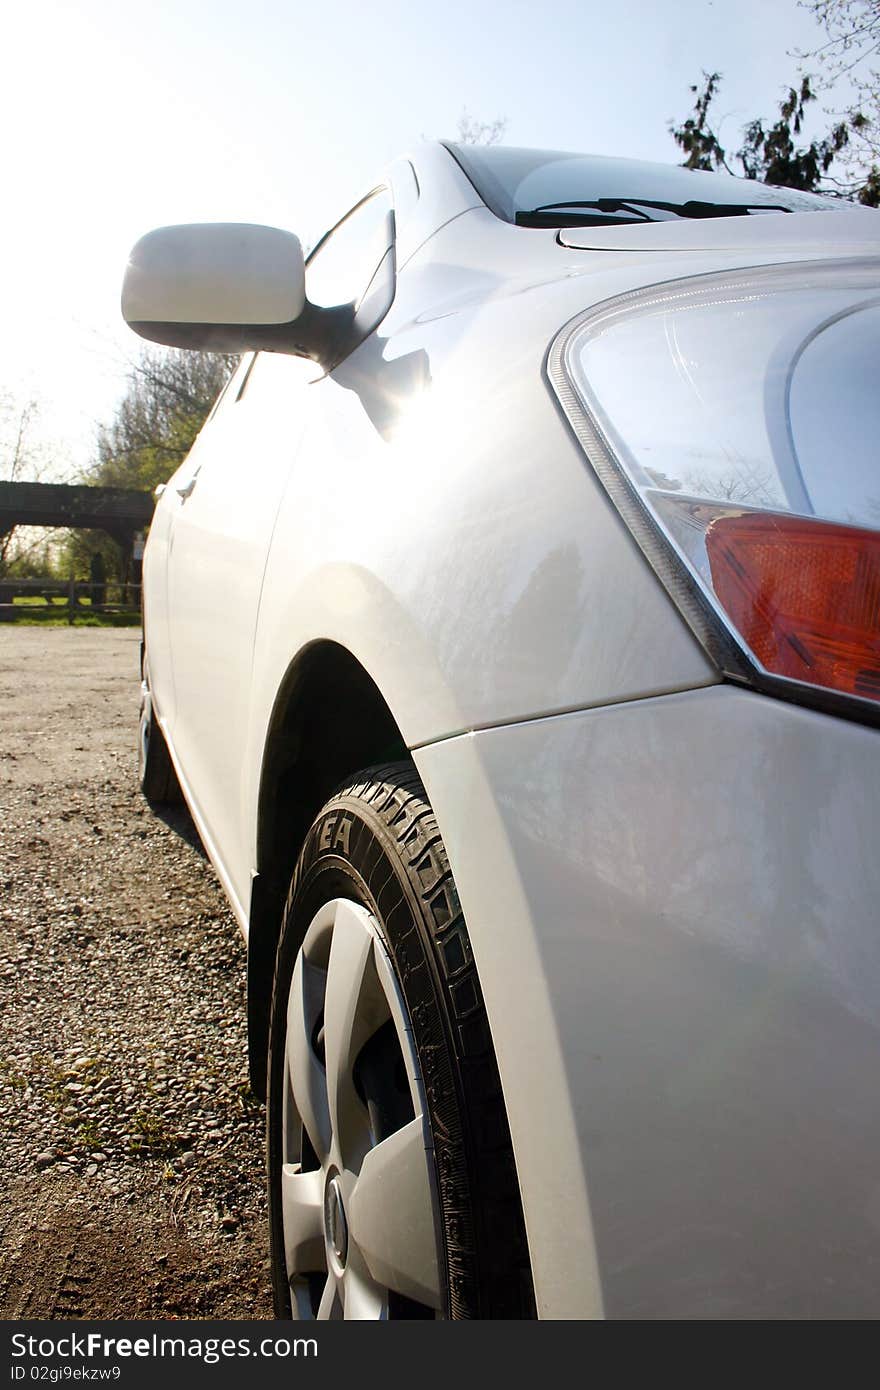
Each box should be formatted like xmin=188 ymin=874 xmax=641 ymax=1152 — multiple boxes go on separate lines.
xmin=122 ymin=222 xmax=315 ymax=356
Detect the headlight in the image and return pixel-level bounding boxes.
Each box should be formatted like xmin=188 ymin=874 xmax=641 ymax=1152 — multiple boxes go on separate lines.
xmin=549 ymin=257 xmax=880 ymax=720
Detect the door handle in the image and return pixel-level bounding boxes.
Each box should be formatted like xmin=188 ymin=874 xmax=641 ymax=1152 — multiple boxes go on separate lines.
xmin=176 ymin=474 xmax=199 ymax=500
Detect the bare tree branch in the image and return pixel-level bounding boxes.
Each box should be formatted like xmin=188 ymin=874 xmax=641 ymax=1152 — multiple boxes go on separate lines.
xmin=456 ymin=109 xmax=509 ymax=146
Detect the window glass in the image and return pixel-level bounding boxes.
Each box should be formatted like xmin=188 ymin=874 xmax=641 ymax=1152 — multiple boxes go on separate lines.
xmin=446 ymin=142 xmax=840 ymax=227
xmin=206 ymin=353 xmax=249 ymax=421
xmin=238 ymin=349 xmax=321 ymax=405
xmin=306 ymin=189 xmax=393 ymax=309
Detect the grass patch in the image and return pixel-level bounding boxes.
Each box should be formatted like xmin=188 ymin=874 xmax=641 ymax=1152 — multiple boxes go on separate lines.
xmin=127 ymin=1108 xmax=179 ymax=1157
xmin=6 ymin=610 xmax=141 ymax=627
xmin=0 ymin=1058 xmax=29 ymax=1091
xmin=12 ymin=595 xmax=70 ymax=607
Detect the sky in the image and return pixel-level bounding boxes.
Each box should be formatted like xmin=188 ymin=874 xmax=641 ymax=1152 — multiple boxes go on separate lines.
xmin=1 ymin=0 xmax=829 ymax=476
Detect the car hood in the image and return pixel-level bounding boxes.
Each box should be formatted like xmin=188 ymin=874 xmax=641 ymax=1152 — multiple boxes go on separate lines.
xmin=557 ymin=206 xmax=880 ymax=255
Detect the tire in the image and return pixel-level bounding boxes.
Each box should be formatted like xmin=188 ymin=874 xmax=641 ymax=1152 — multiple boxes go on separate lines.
xmin=267 ymin=762 xmax=534 ymax=1320
xmin=138 ymin=676 xmax=181 ymax=805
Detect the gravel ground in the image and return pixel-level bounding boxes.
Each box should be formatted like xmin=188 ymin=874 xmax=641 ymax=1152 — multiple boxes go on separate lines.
xmin=0 ymin=627 xmax=272 ymax=1318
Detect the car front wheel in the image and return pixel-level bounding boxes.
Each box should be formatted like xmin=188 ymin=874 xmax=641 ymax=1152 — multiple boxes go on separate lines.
xmin=138 ymin=674 xmax=181 ymax=805
xmin=266 ymin=762 xmax=533 ymax=1319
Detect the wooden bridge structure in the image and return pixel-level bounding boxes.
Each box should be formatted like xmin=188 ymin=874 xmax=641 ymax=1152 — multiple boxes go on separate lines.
xmin=0 ymin=481 xmax=154 ymax=551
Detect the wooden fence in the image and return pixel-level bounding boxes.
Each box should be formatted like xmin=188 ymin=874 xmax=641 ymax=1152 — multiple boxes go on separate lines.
xmin=0 ymin=577 xmax=142 ymax=622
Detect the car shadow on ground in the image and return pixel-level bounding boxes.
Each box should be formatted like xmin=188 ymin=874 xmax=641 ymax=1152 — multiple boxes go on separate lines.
xmin=152 ymin=799 xmax=208 ymax=859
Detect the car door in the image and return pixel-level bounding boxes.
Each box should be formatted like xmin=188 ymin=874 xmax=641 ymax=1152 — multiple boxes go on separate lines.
xmin=165 ymin=186 xmax=396 ymax=913
xmin=143 ymin=359 xmax=247 ymax=729
xmin=164 ymin=351 xmax=318 ymax=909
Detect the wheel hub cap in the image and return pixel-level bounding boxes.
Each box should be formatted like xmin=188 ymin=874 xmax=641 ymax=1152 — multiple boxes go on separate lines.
xmin=325 ymin=1174 xmax=348 ymax=1269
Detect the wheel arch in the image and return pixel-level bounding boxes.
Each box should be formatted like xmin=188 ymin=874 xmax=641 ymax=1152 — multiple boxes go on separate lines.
xmin=247 ymin=639 xmax=409 ymax=1094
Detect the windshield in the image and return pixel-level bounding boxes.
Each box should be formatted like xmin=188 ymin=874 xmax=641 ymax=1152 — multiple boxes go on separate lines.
xmin=444 ymin=142 xmax=841 ymax=228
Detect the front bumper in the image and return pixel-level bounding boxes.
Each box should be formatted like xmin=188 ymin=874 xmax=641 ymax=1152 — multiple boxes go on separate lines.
xmin=414 ymin=684 xmax=880 ymax=1318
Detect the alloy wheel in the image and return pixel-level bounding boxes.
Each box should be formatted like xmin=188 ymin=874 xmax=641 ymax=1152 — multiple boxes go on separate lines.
xmin=280 ymin=898 xmax=443 ymax=1319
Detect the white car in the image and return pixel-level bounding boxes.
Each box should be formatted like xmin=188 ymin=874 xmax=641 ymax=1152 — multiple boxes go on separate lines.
xmin=126 ymin=142 xmax=880 ymax=1320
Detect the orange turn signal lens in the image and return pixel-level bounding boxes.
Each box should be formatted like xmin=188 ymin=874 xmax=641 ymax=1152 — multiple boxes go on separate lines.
xmin=706 ymin=513 xmax=880 ymax=703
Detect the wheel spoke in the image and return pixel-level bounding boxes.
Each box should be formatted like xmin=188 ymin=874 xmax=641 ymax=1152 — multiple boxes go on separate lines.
xmin=341 ymin=1261 xmax=386 ymax=1320
xmin=287 ymin=953 xmax=332 ymax=1162
xmin=280 ymin=1165 xmax=325 ymax=1277
xmin=322 ymin=901 xmax=387 ymax=1165
xmin=317 ymin=1273 xmax=343 ymax=1320
xmin=348 ymin=1116 xmax=442 ymax=1309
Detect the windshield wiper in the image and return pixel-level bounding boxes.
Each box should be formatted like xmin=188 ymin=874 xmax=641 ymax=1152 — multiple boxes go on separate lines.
xmin=514 ymin=197 xmax=793 ymax=228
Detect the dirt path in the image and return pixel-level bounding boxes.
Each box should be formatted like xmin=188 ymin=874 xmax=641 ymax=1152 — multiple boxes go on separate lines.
xmin=0 ymin=627 xmax=272 ymax=1318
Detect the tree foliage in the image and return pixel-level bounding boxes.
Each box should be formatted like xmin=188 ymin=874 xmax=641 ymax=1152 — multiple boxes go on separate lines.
xmin=672 ymin=70 xmax=730 ymax=172
xmin=672 ymin=68 xmax=878 ymax=203
xmin=90 ymin=347 xmax=237 ymax=494
xmin=58 ymin=347 xmax=236 ymax=582
xmin=738 ymin=76 xmax=851 ymax=188
xmin=1 ymin=394 xmax=42 ymax=487
xmin=456 ymin=109 xmax=508 ymax=145
xmin=796 ymin=0 xmax=880 ymax=174
xmin=0 ymin=394 xmax=51 ymax=578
